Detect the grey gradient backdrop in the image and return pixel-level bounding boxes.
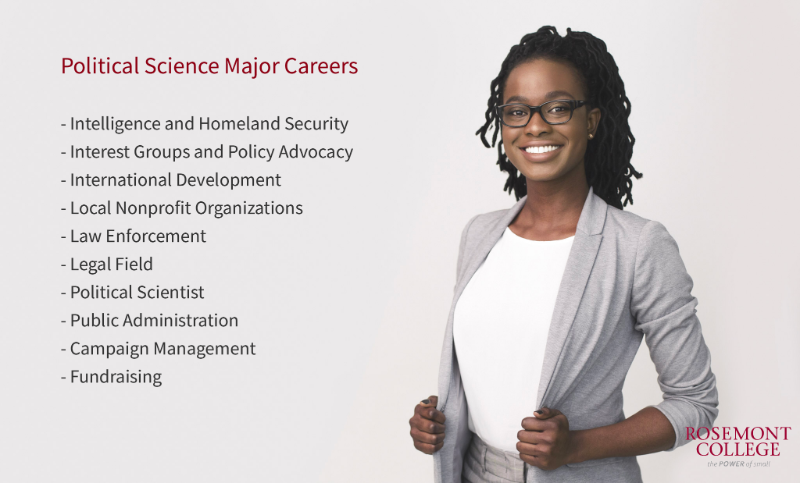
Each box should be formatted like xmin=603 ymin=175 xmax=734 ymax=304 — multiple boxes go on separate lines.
xmin=1 ymin=1 xmax=798 ymax=482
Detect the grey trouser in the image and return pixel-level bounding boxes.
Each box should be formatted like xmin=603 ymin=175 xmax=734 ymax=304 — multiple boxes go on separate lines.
xmin=462 ymin=433 xmax=527 ymax=483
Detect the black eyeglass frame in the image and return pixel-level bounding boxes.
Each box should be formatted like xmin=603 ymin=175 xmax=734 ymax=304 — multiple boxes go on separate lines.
xmin=496 ymin=100 xmax=587 ymax=127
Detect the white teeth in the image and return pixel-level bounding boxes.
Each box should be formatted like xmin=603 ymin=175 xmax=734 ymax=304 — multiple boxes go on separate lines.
xmin=525 ymin=145 xmax=560 ymax=154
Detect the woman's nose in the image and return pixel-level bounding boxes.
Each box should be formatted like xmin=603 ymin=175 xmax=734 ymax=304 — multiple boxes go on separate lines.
xmin=525 ymin=110 xmax=552 ymax=136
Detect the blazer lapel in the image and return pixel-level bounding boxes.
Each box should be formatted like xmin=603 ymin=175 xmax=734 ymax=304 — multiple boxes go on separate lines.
xmin=438 ymin=197 xmax=526 ymax=404
xmin=537 ymin=187 xmax=607 ymax=408
xmin=457 ymin=199 xmax=526 ymax=298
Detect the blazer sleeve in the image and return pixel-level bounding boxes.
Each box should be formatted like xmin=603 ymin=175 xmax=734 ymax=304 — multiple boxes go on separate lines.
xmin=630 ymin=220 xmax=719 ymax=451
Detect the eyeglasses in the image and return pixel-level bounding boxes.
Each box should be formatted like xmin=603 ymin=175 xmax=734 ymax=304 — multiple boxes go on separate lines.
xmin=496 ymin=100 xmax=586 ymax=127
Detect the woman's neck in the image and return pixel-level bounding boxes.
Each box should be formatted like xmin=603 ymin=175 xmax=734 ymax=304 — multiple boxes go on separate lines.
xmin=509 ymin=172 xmax=589 ymax=241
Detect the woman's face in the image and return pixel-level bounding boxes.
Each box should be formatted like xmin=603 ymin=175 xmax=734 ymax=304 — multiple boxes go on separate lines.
xmin=501 ymin=58 xmax=601 ymax=186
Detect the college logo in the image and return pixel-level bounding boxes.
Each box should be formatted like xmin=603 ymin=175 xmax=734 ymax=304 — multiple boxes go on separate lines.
xmin=687 ymin=426 xmax=792 ymax=457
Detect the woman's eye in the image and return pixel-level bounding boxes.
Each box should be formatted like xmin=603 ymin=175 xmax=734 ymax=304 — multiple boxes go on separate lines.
xmin=504 ymin=108 xmax=528 ymax=118
xmin=546 ymin=102 xmax=571 ymax=114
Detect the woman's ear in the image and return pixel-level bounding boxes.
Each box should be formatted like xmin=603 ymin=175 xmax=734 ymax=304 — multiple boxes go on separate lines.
xmin=587 ymin=107 xmax=601 ymax=137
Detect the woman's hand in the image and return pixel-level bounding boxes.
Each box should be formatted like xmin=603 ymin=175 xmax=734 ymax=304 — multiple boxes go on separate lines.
xmin=517 ymin=407 xmax=574 ymax=470
xmin=409 ymin=395 xmax=446 ymax=454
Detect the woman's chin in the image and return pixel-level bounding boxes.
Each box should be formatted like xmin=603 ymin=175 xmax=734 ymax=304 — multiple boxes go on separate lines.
xmin=518 ymin=169 xmax=565 ymax=184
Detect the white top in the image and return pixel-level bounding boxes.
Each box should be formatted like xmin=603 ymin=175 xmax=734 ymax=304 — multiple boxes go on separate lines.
xmin=453 ymin=227 xmax=574 ymax=452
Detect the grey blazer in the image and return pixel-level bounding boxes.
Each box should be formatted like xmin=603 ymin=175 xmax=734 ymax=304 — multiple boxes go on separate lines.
xmin=433 ymin=187 xmax=718 ymax=483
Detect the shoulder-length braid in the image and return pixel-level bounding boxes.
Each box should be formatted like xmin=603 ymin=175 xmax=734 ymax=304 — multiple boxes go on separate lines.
xmin=475 ymin=26 xmax=642 ymax=209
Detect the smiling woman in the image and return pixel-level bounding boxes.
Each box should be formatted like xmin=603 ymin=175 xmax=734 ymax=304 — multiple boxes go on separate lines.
xmin=408 ymin=26 xmax=718 ymax=483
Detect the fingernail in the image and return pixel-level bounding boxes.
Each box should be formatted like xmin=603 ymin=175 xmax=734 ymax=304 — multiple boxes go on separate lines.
xmin=422 ymin=399 xmax=430 ymax=404
xmin=535 ymin=410 xmax=543 ymax=414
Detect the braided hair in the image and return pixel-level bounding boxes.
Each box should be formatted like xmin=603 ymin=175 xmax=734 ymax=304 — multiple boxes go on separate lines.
xmin=476 ymin=26 xmax=642 ymax=209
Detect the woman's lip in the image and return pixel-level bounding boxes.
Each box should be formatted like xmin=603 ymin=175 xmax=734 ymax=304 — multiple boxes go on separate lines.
xmin=518 ymin=144 xmax=563 ymax=162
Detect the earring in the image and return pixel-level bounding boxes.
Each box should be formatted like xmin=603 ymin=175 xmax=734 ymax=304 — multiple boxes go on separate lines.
xmin=588 ymin=134 xmax=594 ymax=139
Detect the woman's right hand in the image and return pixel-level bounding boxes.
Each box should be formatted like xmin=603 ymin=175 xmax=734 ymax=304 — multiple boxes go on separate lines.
xmin=409 ymin=395 xmax=446 ymax=454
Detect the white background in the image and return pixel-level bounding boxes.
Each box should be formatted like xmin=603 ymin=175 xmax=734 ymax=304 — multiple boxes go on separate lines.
xmin=1 ymin=1 xmax=798 ymax=482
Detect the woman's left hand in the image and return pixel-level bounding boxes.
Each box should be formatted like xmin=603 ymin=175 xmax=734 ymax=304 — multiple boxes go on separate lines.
xmin=517 ymin=407 xmax=574 ymax=471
